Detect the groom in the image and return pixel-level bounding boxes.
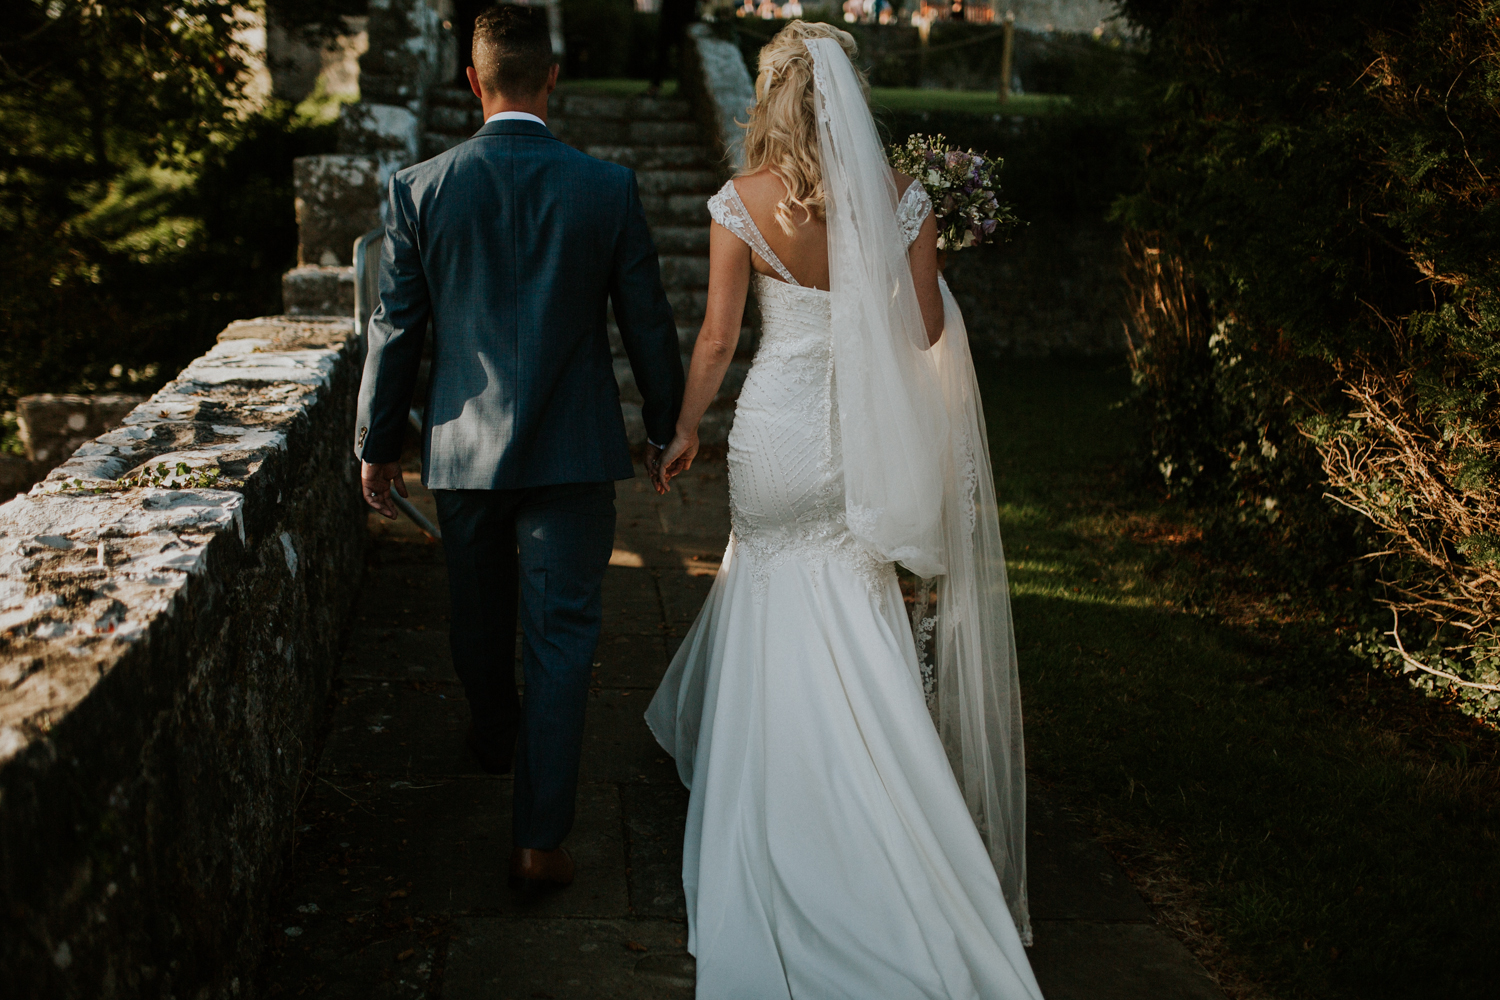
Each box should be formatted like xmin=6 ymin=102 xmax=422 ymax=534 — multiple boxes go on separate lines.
xmin=355 ymin=4 xmax=683 ymax=890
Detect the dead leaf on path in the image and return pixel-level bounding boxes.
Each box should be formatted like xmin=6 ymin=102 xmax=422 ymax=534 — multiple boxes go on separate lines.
xmin=396 ymin=948 xmax=416 ymax=961
xmin=388 ymin=889 xmax=408 ymax=899
xmin=625 ymin=940 xmax=648 ymax=952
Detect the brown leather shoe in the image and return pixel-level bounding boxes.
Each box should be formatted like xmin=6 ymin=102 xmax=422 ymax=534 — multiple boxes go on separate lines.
xmin=508 ymin=847 xmax=575 ymax=892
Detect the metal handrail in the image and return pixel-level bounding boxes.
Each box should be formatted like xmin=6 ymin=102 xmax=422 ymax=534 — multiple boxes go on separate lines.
xmin=352 ymin=227 xmax=384 ymax=347
xmin=387 ymin=406 xmax=441 ymax=541
xmin=391 ymin=493 xmax=442 ymax=541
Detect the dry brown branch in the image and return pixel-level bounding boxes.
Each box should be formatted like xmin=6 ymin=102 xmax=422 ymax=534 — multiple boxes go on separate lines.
xmin=1121 ymin=234 xmax=1213 ymax=380
xmin=1302 ymin=363 xmax=1500 ymax=691
xmin=1385 ymin=609 xmax=1500 ymax=693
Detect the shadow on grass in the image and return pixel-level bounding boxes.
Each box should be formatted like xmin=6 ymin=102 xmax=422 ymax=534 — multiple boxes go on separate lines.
xmin=984 ymin=359 xmax=1500 ymax=1000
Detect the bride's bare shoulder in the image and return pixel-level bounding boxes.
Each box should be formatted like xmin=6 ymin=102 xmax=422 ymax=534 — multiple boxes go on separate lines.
xmin=731 ymin=169 xmax=786 ymax=206
xmin=891 ymin=167 xmax=917 ymax=195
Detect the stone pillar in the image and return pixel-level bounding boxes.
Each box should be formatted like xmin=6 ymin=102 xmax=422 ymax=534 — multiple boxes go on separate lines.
xmin=16 ymin=394 xmax=147 ymax=472
xmin=356 ymin=0 xmax=445 ymax=112
xmin=293 ymin=154 xmax=385 ymax=268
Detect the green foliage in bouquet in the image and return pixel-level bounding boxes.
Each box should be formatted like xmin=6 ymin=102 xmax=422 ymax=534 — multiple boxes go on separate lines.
xmin=887 ymin=135 xmax=1019 ymax=252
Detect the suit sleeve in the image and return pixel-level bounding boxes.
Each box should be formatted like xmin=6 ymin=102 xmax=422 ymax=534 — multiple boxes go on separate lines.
xmin=355 ymin=174 xmax=431 ymax=464
xmin=608 ymin=171 xmax=685 ymax=447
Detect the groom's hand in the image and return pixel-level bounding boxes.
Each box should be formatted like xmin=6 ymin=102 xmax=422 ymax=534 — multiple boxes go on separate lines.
xmin=644 ymin=443 xmax=665 ymax=494
xmin=361 ymin=460 xmax=408 ymax=520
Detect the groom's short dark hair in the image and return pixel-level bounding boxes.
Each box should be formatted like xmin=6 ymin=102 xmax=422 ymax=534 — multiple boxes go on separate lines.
xmin=473 ymin=5 xmax=556 ymax=98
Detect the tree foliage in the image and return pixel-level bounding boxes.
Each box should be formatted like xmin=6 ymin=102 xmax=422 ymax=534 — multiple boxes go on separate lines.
xmin=0 ymin=1 xmax=336 ymax=408
xmin=1117 ymin=0 xmax=1500 ymax=716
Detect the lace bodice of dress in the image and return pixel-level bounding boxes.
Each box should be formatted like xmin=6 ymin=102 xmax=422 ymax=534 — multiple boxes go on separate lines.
xmin=709 ymin=177 xmax=933 ymax=599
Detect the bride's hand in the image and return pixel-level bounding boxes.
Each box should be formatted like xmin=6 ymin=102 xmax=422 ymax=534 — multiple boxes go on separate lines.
xmin=655 ymin=427 xmax=699 ymax=493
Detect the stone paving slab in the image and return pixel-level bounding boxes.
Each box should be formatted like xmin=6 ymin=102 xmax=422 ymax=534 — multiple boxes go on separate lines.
xmin=579 ymin=690 xmax=680 ymax=785
xmin=342 ymin=626 xmax=458 ymax=683
xmin=592 ymin=631 xmax=669 ymax=689
xmin=657 ymin=572 xmax=717 ymax=630
xmin=444 ymin=918 xmax=694 ymax=1000
xmin=1028 ymin=922 xmax=1226 ymax=1000
xmin=320 ymin=680 xmax=471 ymax=779
xmin=291 ymin=779 xmax=628 ymax=919
xmin=260 ymin=917 xmax=440 ymax=1000
xmin=620 ymin=783 xmax=690 ymax=919
xmin=361 ymin=563 xmax=451 ymax=618
xmin=342 ymin=625 xmax=661 ymax=690
xmin=1028 ymin=794 xmax=1152 ymax=923
xmin=321 ymin=681 xmax=679 ymax=786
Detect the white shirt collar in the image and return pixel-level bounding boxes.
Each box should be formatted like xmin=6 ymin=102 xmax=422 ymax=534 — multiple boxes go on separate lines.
xmin=485 ymin=110 xmax=547 ymax=127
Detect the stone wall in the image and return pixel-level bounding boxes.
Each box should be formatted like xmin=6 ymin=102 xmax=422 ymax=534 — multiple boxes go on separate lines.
xmin=0 ymin=316 xmax=366 ymax=999
xmin=683 ymin=24 xmax=757 ymax=174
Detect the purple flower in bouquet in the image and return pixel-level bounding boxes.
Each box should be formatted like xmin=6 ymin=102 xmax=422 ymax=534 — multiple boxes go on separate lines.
xmin=888 ymin=134 xmax=1019 ymax=253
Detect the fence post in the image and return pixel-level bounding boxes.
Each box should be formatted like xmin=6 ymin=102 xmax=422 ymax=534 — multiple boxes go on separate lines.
xmin=998 ymin=10 xmax=1015 ymax=102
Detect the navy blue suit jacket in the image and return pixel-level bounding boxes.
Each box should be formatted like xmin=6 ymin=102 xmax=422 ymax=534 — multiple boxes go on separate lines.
xmin=354 ymin=119 xmax=683 ymax=489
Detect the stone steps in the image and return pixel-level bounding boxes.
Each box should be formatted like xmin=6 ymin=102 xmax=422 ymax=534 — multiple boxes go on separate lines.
xmin=582 ymin=145 xmax=715 ymax=170
xmin=554 ymin=118 xmax=703 ymax=146
xmin=649 ymin=225 xmax=711 ymax=254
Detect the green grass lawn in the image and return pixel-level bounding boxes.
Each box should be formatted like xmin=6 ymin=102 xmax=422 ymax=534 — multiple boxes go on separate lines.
xmin=554 ymin=79 xmax=1065 ymax=118
xmin=871 ymin=88 xmax=1068 ymax=116
xmin=984 ymin=359 xmax=1500 ymax=1000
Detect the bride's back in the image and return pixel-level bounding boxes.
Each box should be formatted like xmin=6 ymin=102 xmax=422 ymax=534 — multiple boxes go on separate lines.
xmin=731 ymin=167 xmax=917 ymax=292
xmin=732 ymin=169 xmax=830 ymax=290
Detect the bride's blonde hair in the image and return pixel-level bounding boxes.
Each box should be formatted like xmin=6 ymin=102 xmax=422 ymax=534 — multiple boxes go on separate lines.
xmin=739 ymin=20 xmax=868 ymax=236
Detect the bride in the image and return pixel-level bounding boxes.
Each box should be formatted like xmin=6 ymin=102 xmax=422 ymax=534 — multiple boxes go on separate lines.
xmin=645 ymin=21 xmax=1042 ymax=999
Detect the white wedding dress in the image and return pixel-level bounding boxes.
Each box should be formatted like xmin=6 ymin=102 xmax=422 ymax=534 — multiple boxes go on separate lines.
xmin=644 ymin=173 xmax=1044 ymax=999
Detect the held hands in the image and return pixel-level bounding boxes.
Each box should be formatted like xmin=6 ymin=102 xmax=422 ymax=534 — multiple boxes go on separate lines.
xmin=651 ymin=426 xmax=699 ymax=494
xmin=644 ymin=443 xmax=664 ymax=490
xmin=361 ymin=460 xmax=408 ymax=519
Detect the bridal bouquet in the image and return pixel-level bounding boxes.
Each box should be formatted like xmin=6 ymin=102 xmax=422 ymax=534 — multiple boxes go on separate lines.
xmin=887 ymin=134 xmax=1018 ymax=252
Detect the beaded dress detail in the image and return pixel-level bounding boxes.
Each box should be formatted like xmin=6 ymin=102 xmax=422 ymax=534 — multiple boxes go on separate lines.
xmin=701 ymin=179 xmax=935 ymax=599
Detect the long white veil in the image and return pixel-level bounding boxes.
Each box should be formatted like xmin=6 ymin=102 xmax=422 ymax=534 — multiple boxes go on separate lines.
xmin=808 ymin=37 xmax=1031 ymax=944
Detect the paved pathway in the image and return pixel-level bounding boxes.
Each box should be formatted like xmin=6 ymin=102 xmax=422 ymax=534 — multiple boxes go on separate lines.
xmin=256 ymin=454 xmax=1225 ymax=999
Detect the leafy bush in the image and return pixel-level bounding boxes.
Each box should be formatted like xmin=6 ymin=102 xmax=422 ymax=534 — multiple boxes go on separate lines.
xmin=1116 ymin=0 xmax=1500 ymax=718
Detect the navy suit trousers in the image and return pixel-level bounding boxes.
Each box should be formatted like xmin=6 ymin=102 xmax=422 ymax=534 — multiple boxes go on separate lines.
xmin=435 ymin=482 xmax=616 ymax=849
